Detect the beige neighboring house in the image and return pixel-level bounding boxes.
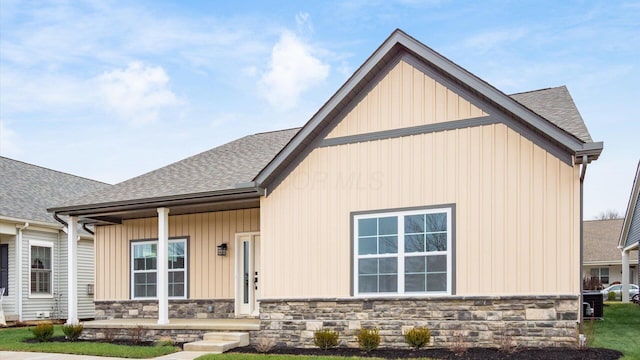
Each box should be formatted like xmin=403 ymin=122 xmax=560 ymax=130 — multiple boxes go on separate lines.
xmin=583 ymin=219 xmax=637 ymax=287
xmin=49 ymin=30 xmax=603 ymax=348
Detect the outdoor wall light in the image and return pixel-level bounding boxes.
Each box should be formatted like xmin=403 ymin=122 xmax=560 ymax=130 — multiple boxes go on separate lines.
xmin=217 ymin=243 xmax=228 ymax=256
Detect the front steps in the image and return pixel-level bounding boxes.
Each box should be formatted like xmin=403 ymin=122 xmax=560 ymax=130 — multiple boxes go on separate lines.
xmin=183 ymin=332 xmax=250 ymax=353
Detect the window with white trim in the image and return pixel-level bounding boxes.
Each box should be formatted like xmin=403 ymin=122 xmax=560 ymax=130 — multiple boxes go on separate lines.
xmin=354 ymin=207 xmax=452 ymax=296
xmin=590 ymin=267 xmax=609 ymax=285
xmin=30 ymin=243 xmax=53 ymax=295
xmin=131 ymin=238 xmax=187 ymax=299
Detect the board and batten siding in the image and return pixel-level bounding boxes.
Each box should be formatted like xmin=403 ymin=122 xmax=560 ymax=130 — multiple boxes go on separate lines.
xmin=20 ymin=229 xmax=68 ymax=321
xmin=0 ymin=235 xmax=17 ymax=315
xmin=77 ymin=239 xmax=95 ymax=319
xmin=94 ymin=208 xmax=259 ymax=301
xmin=261 ymin=124 xmax=580 ymax=298
xmin=325 ymin=60 xmax=487 ymax=139
xmin=260 ymin=60 xmax=579 ymax=299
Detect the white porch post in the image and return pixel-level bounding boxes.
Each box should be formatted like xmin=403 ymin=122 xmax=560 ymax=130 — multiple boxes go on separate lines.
xmin=66 ymin=216 xmax=78 ymax=324
xmin=621 ymin=249 xmax=630 ymax=303
xmin=157 ymin=208 xmax=169 ymax=325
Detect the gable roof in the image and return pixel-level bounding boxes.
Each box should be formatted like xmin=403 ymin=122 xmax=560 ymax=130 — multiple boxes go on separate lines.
xmin=619 ymin=161 xmax=640 ymax=249
xmin=254 ymin=29 xmax=602 ymax=188
xmin=0 ymin=157 xmax=110 ymax=225
xmin=50 ymin=29 xmax=602 ymax=220
xmin=584 ymin=219 xmax=624 ymax=263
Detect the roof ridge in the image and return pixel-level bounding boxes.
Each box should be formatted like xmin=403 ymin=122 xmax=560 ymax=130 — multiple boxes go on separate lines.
xmin=0 ymin=156 xmax=111 ymax=185
xmin=508 ymin=85 xmax=566 ymax=96
xmin=252 ymin=127 xmax=301 ymax=136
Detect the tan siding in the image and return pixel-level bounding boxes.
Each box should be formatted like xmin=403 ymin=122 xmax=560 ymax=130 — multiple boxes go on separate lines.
xmin=261 ymin=124 xmax=580 ymax=298
xmin=325 ymin=61 xmax=487 ymax=139
xmin=94 ymin=209 xmax=259 ymax=301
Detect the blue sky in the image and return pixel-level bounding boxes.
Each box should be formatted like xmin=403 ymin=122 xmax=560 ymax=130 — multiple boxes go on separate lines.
xmin=1 ymin=0 xmax=638 ymax=219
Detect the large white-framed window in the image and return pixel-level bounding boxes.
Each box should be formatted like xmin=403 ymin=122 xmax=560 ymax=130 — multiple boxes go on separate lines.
xmin=131 ymin=238 xmax=187 ymax=300
xmin=353 ymin=206 xmax=453 ymax=296
xmin=29 ymin=240 xmax=53 ymax=298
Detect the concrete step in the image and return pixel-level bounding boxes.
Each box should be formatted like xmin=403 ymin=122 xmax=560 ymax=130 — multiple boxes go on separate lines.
xmin=183 ymin=331 xmax=250 ymax=353
xmin=203 ymin=331 xmax=250 ymax=346
xmin=183 ymin=339 xmax=238 ymax=352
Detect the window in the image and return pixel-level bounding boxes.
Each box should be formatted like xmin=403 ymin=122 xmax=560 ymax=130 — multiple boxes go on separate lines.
xmin=354 ymin=207 xmax=453 ymax=296
xmin=590 ymin=267 xmax=609 ymax=285
xmin=30 ymin=243 xmax=52 ymax=296
xmin=131 ymin=238 xmax=187 ymax=299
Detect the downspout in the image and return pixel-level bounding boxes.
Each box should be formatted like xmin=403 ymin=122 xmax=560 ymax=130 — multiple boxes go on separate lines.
xmin=579 ymin=155 xmax=588 ymax=335
xmin=16 ymin=222 xmax=29 ymax=322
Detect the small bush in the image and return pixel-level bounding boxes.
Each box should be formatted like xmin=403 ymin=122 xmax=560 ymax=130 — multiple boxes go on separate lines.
xmin=128 ymin=325 xmax=147 ymax=344
xmin=451 ymin=331 xmax=468 ymax=356
xmin=356 ymin=327 xmax=380 ymax=352
xmin=30 ymin=322 xmax=54 ymax=342
xmin=314 ymin=329 xmax=339 ymax=350
xmin=254 ymin=336 xmax=276 ymax=353
xmin=404 ymin=326 xmax=431 ymax=350
xmin=607 ymin=291 xmax=617 ymax=301
xmin=103 ymin=328 xmax=117 ymax=342
xmin=62 ymin=323 xmax=84 ymax=341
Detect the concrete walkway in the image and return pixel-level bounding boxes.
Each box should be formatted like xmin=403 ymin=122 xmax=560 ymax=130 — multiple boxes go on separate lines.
xmin=0 ymin=351 xmax=213 ymax=360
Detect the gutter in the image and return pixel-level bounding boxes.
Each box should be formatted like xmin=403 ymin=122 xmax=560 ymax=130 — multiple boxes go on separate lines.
xmin=579 ymin=155 xmax=587 ymax=335
xmin=16 ymin=222 xmax=29 ymax=322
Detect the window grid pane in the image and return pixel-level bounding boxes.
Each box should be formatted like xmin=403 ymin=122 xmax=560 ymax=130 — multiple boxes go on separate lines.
xmin=357 ymin=210 xmax=450 ymax=295
xmin=132 ymin=240 xmax=186 ymax=298
xmin=30 ymin=246 xmax=52 ymax=294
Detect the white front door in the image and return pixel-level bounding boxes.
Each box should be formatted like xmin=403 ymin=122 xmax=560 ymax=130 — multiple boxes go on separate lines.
xmin=235 ymin=233 xmax=260 ymax=316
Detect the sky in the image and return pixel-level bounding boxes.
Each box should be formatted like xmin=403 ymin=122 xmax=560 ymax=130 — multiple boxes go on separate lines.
xmin=1 ymin=0 xmax=638 ymax=220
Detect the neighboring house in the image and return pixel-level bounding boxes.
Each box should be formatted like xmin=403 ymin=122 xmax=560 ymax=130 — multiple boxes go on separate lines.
xmin=619 ymin=161 xmax=640 ymax=302
xmin=49 ymin=30 xmax=603 ymax=347
xmin=583 ymin=219 xmax=638 ymax=287
xmin=0 ymin=157 xmax=110 ymax=322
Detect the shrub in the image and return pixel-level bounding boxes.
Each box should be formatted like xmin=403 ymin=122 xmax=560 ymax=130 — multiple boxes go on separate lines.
xmin=451 ymin=330 xmax=468 ymax=356
xmin=30 ymin=322 xmax=54 ymax=342
xmin=254 ymin=336 xmax=276 ymax=353
xmin=128 ymin=325 xmax=147 ymax=344
xmin=356 ymin=327 xmax=380 ymax=352
xmin=62 ymin=323 xmax=84 ymax=341
xmin=607 ymin=291 xmax=617 ymax=301
xmin=314 ymin=329 xmax=339 ymax=350
xmin=404 ymin=326 xmax=431 ymax=350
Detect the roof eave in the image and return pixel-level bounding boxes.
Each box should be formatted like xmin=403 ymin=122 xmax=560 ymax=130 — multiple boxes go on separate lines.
xmin=48 ymin=186 xmax=264 ymax=217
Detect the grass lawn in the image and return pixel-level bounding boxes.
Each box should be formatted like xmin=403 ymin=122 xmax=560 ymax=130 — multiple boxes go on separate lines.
xmin=0 ymin=325 xmax=179 ymax=358
xmin=592 ymin=302 xmax=640 ymax=360
xmin=196 ymin=355 xmax=386 ymax=360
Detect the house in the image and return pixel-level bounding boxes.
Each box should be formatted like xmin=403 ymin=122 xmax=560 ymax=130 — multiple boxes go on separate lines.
xmin=619 ymin=161 xmax=640 ymax=302
xmin=0 ymin=157 xmax=110 ymax=323
xmin=584 ymin=219 xmax=638 ymax=287
xmin=49 ymin=30 xmax=603 ymax=348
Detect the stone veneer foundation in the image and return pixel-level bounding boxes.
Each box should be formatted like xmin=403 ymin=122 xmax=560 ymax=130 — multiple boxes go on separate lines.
xmin=81 ymin=328 xmax=210 ymax=343
xmin=256 ymin=296 xmax=579 ymax=349
xmin=94 ymin=299 xmax=235 ymax=320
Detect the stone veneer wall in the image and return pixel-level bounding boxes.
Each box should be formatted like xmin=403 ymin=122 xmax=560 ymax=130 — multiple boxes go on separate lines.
xmin=256 ymin=296 xmax=579 ymax=349
xmin=81 ymin=328 xmax=209 ymax=343
xmin=94 ymin=299 xmax=235 ymax=320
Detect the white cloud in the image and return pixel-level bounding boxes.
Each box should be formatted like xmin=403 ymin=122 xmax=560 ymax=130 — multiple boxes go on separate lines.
xmin=260 ymin=31 xmax=330 ymax=111
xmin=95 ymin=62 xmax=182 ymax=125
xmin=0 ymin=119 xmax=20 ymax=157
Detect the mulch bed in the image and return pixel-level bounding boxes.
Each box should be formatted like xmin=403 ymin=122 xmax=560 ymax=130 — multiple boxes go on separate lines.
xmin=23 ymin=336 xmax=182 ymax=347
xmin=231 ymin=346 xmax=623 ymax=359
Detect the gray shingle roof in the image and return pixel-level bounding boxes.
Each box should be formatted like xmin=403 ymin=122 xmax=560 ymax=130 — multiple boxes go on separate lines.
xmin=584 ymin=219 xmax=624 ymax=262
xmin=510 ymin=86 xmax=592 ymax=143
xmin=0 ymin=157 xmax=110 ymax=224
xmin=58 ymin=128 xmax=299 ymax=208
